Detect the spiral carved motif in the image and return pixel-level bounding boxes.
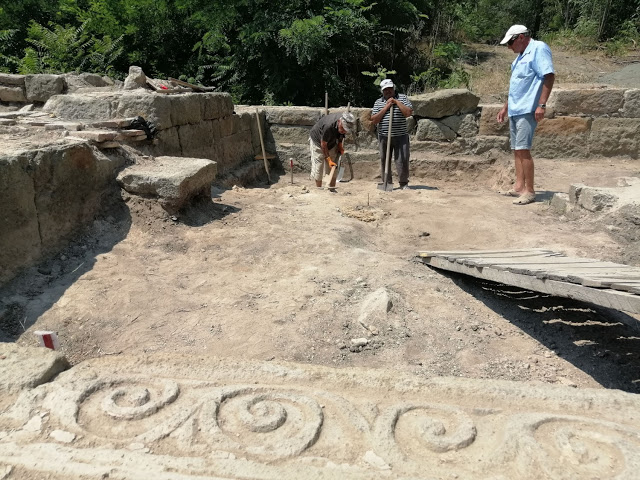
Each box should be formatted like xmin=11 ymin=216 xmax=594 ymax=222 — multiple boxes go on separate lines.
xmin=100 ymin=380 xmax=180 ymax=420
xmin=373 ymin=403 xmax=477 ymax=463
xmin=500 ymin=414 xmax=640 ymax=480
xmin=200 ymin=387 xmax=324 ymax=458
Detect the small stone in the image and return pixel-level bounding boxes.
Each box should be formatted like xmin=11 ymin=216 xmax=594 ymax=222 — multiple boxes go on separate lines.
xmin=49 ymin=430 xmax=76 ymax=443
xmin=456 ymin=326 xmax=461 ymax=331
xmin=351 ymin=337 xmax=369 ymax=347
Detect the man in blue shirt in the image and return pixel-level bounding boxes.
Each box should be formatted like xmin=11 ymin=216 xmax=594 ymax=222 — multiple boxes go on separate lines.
xmin=496 ymin=25 xmax=555 ymax=205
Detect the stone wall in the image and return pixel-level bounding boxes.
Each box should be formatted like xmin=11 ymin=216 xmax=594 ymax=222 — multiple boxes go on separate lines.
xmin=0 ymin=141 xmax=125 ymax=285
xmin=1 ymin=80 xmax=256 ymax=286
xmin=241 ymin=86 xmax=640 ymax=167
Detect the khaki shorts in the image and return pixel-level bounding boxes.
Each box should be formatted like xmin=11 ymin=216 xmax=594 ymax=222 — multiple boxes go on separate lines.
xmin=309 ymin=138 xmax=338 ymax=181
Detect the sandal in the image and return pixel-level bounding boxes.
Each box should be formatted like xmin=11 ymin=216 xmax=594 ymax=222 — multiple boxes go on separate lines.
xmin=499 ymin=189 xmax=520 ymax=197
xmin=513 ymin=192 xmax=536 ymax=205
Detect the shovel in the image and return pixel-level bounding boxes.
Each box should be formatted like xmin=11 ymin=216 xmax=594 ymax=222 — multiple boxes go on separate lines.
xmin=336 ymin=153 xmax=353 ymax=182
xmin=377 ymin=105 xmax=394 ymax=192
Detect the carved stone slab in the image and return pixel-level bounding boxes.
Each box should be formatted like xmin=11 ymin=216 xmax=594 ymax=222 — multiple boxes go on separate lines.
xmin=1 ymin=354 xmax=639 ymax=479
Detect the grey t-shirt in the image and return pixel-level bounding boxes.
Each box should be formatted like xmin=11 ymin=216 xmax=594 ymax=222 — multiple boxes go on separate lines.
xmin=310 ymin=112 xmax=344 ymax=150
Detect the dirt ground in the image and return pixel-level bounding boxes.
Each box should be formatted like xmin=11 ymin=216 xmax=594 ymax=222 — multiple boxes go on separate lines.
xmin=2 ymin=152 xmax=639 ymax=395
xmin=1 ymin=44 xmax=639 ymax=396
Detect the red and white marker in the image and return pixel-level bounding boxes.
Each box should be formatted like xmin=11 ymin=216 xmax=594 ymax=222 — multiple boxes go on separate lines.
xmin=34 ymin=331 xmax=59 ymax=350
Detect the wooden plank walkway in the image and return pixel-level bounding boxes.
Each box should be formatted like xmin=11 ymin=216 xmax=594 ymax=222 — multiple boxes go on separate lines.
xmin=418 ymin=249 xmax=640 ymax=315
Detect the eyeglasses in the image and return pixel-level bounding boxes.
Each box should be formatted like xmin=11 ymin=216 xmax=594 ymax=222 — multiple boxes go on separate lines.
xmin=507 ymin=34 xmax=519 ymax=46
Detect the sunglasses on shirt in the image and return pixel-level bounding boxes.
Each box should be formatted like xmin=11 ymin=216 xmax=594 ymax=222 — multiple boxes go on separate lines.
xmin=507 ymin=34 xmax=520 ymax=46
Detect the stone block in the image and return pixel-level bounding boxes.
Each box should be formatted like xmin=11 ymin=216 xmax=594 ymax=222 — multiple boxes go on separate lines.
xmin=478 ymin=104 xmax=509 ymax=136
xmin=116 ymin=92 xmax=173 ymax=130
xmin=576 ymin=186 xmax=618 ymax=212
xmin=123 ymin=65 xmax=147 ymax=90
xmin=550 ymin=192 xmax=570 ymax=214
xmin=264 ymin=106 xmax=324 ymax=126
xmin=440 ymin=114 xmax=478 ymax=137
xmin=153 ymin=127 xmax=181 ymax=156
xmin=0 ymin=153 xmax=41 ymax=285
xmin=473 ymin=135 xmax=510 ymax=154
xmin=531 ymin=117 xmax=591 ymax=158
xmin=71 ymin=130 xmax=118 ymax=142
xmin=410 ymin=89 xmax=480 ymax=119
xmin=0 ymin=86 xmax=27 ymax=103
xmin=170 ymin=93 xmax=203 ymax=126
xmin=44 ymin=92 xmax=120 ymax=121
xmin=32 ymin=143 xmax=125 ymax=250
xmin=549 ymin=88 xmax=625 ymax=115
xmin=415 ymin=119 xmax=456 ymax=141
xmin=0 ymin=343 xmax=70 ymax=394
xmin=589 ymin=118 xmax=640 ymax=158
xmin=117 ymin=156 xmax=217 ymax=212
xmin=267 ymin=125 xmax=312 ymax=145
xmin=178 ymin=122 xmax=215 ymax=159
xmin=237 ymin=111 xmax=253 ymax=133
xmin=0 ymin=73 xmax=26 ymax=86
xmin=64 ymin=73 xmax=112 ymax=93
xmin=353 ymin=131 xmax=379 ymax=150
xmin=621 ymin=89 xmax=640 ymax=118
xmin=201 ymin=93 xmax=234 ymax=120
xmin=220 ymin=131 xmax=254 ymax=172
xmin=24 ymin=74 xmax=65 ymax=103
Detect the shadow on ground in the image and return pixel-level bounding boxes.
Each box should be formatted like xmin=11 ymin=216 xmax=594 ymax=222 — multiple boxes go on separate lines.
xmin=444 ymin=270 xmax=640 ymax=393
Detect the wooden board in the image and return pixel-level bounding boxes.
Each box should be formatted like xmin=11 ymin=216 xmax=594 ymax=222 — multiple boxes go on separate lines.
xmin=419 ymin=249 xmax=640 ymax=317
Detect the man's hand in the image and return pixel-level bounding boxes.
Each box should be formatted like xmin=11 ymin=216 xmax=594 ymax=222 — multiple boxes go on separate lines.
xmin=496 ymin=105 xmax=508 ymax=124
xmin=386 ymin=98 xmax=396 ymax=109
xmin=534 ymin=106 xmax=545 ymax=122
xmin=326 ymin=157 xmax=337 ymax=168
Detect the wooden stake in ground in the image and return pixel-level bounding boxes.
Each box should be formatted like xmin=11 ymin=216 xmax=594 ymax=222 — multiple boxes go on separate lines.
xmin=255 ymin=108 xmax=271 ymax=183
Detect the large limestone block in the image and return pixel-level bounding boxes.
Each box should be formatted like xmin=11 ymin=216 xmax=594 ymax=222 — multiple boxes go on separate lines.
xmin=0 ymin=86 xmax=26 ymax=102
xmin=117 ymin=156 xmax=217 ymax=212
xmin=440 ymin=113 xmax=478 ymax=137
xmin=64 ymin=73 xmax=112 ymax=92
xmin=473 ymin=135 xmax=510 ymax=154
xmin=1 ymin=142 xmax=124 ymax=284
xmin=549 ymin=88 xmax=625 ymax=115
xmin=153 ymin=127 xmax=182 ymax=156
xmin=0 ymin=343 xmax=70 ymax=395
xmin=589 ymin=118 xmax=640 ymax=158
xmin=32 ymin=143 xmax=125 ymax=249
xmin=2 ymin=354 xmax=639 ymax=480
xmin=24 ymin=74 xmax=65 ymax=102
xmin=170 ymin=93 xmax=203 ymax=126
xmin=220 ymin=131 xmax=254 ymax=172
xmin=268 ymin=125 xmax=312 ymax=145
xmin=201 ymin=93 xmax=234 ymax=120
xmin=264 ymin=106 xmax=324 ymax=126
xmin=178 ymin=122 xmax=215 ymax=158
xmin=410 ymin=89 xmax=480 ymax=119
xmin=0 ymin=73 xmax=26 ymax=86
xmin=116 ymin=92 xmax=173 ymax=130
xmin=478 ymin=104 xmax=509 ymax=136
xmin=621 ymin=89 xmax=640 ymax=118
xmin=0 ymin=154 xmax=41 ymax=285
xmin=43 ymin=92 xmax=120 ymax=120
xmin=415 ymin=118 xmax=456 ymax=141
xmin=530 ymin=117 xmax=591 ymax=158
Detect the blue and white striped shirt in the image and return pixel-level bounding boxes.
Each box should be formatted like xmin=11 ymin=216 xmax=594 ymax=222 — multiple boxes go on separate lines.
xmin=371 ymin=93 xmax=413 ymax=137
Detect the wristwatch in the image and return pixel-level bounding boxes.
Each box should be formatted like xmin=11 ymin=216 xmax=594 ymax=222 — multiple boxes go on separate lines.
xmin=538 ymin=103 xmax=546 ymax=108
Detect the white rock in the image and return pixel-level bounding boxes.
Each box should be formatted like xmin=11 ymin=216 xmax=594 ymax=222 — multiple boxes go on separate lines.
xmin=351 ymin=338 xmax=369 ymax=347
xmin=22 ymin=416 xmax=43 ymax=432
xmin=49 ymin=429 xmax=76 ymax=443
xmin=363 ymin=450 xmax=391 ymax=470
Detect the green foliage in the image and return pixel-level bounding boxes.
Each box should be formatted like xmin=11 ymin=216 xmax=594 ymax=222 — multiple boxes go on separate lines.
xmin=361 ymin=63 xmax=398 ymax=86
xmin=17 ymin=20 xmax=122 ymax=74
xmin=0 ymin=29 xmax=20 ymax=73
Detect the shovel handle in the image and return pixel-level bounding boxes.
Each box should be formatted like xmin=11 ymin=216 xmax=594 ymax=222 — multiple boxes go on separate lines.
xmin=383 ymin=106 xmax=394 ymax=185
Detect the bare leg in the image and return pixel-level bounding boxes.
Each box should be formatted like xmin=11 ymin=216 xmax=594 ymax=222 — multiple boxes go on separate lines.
xmin=514 ymin=149 xmax=535 ymax=194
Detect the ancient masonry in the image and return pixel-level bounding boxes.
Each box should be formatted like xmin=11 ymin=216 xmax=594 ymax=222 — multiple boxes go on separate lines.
xmin=1 ymin=343 xmax=640 ymax=479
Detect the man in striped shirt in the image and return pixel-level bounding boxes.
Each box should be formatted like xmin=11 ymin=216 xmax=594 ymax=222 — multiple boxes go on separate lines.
xmin=371 ymin=79 xmax=414 ymax=189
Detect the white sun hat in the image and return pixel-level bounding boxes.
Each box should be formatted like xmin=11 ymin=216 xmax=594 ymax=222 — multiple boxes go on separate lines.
xmin=500 ymin=25 xmax=529 ymax=45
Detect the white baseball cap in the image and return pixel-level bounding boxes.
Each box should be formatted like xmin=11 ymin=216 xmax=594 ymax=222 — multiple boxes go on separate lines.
xmin=380 ymin=79 xmax=395 ymax=91
xmin=500 ymin=25 xmax=529 ymax=45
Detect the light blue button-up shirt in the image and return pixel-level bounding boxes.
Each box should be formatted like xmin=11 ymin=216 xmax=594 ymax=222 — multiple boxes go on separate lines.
xmin=508 ymin=39 xmax=555 ymax=117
